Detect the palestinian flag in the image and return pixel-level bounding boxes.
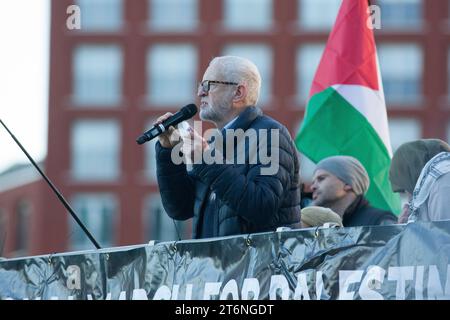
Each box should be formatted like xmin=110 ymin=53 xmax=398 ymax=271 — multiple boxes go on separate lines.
xmin=296 ymin=0 xmax=400 ymax=213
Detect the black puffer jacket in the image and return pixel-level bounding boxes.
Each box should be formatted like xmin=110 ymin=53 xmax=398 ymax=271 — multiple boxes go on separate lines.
xmin=156 ymin=106 xmax=301 ymax=238
xmin=343 ymin=195 xmax=397 ymax=227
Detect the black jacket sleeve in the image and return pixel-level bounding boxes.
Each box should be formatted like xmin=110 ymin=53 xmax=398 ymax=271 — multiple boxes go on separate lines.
xmin=155 ymin=142 xmax=195 ymax=220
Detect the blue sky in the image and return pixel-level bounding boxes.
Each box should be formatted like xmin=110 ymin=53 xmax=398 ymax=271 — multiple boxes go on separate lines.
xmin=0 ymin=0 xmax=49 ymax=172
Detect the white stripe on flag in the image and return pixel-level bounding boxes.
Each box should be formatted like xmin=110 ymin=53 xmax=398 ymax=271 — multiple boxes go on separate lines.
xmin=331 ymin=84 xmax=392 ymax=157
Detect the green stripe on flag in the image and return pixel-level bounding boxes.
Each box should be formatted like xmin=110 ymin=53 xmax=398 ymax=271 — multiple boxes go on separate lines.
xmin=296 ymin=87 xmax=401 ymax=214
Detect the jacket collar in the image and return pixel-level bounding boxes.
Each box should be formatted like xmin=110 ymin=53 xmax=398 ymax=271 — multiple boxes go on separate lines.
xmin=343 ymin=195 xmax=368 ymax=224
xmin=212 ymin=106 xmax=262 ymax=158
xmin=222 ymin=106 xmax=262 ymax=133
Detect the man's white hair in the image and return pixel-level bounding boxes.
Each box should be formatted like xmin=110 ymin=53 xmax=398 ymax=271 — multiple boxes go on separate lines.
xmin=210 ymin=56 xmax=261 ymax=106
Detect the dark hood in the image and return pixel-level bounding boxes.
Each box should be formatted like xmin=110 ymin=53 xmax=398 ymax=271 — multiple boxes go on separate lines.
xmin=389 ymin=139 xmax=450 ymax=194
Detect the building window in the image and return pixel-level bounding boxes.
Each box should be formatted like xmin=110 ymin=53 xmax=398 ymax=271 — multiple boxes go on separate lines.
xmin=144 ymin=194 xmax=186 ymax=241
xmin=298 ymin=0 xmax=341 ymax=30
xmin=223 ymin=0 xmax=272 ymax=31
xmin=76 ymin=0 xmax=123 ymax=31
xmin=378 ymin=44 xmax=422 ymax=106
xmin=377 ymin=0 xmax=422 ymax=30
xmin=70 ymin=193 xmax=117 ymax=250
xmin=73 ymin=45 xmax=123 ymax=106
xmin=144 ymin=119 xmax=158 ymax=182
xmin=388 ymin=118 xmax=422 ymax=152
xmin=147 ymin=44 xmax=197 ymax=105
xmin=71 ymin=120 xmax=121 ymax=181
xmin=222 ymin=44 xmax=272 ymax=105
xmin=15 ymin=200 xmax=31 ymax=254
xmin=296 ymin=44 xmax=325 ymax=104
xmin=293 ymin=120 xmax=317 ymax=183
xmin=148 ymin=0 xmax=198 ymax=31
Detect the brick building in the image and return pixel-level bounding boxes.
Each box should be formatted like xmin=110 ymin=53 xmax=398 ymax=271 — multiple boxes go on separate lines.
xmin=1 ymin=0 xmax=450 ymax=257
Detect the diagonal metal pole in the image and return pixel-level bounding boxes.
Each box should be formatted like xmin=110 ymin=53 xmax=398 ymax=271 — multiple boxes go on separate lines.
xmin=0 ymin=119 xmax=101 ymax=249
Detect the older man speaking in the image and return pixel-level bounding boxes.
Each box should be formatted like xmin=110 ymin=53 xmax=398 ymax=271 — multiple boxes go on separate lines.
xmin=154 ymin=56 xmax=301 ymax=239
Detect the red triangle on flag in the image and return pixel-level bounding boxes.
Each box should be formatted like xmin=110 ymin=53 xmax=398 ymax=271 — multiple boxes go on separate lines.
xmin=310 ymin=0 xmax=379 ymax=97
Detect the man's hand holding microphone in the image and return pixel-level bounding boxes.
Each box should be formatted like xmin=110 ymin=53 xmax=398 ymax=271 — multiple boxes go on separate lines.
xmin=139 ymin=104 xmax=208 ymax=164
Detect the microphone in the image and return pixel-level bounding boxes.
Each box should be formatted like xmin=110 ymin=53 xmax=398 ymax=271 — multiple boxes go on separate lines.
xmin=136 ymin=103 xmax=197 ymax=145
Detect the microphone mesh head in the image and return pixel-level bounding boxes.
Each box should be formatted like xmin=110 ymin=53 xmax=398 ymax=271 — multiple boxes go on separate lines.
xmin=182 ymin=104 xmax=198 ymax=117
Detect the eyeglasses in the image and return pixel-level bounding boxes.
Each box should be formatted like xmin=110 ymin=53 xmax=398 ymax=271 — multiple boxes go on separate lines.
xmin=198 ymin=80 xmax=239 ymax=94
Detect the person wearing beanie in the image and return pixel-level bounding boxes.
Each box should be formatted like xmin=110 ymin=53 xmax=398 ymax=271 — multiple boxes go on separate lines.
xmin=389 ymin=139 xmax=450 ymax=223
xmin=311 ymin=156 xmax=397 ymax=227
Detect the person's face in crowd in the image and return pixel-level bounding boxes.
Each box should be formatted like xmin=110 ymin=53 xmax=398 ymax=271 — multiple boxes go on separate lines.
xmin=197 ymin=64 xmax=237 ymax=126
xmin=311 ymin=169 xmax=351 ymax=207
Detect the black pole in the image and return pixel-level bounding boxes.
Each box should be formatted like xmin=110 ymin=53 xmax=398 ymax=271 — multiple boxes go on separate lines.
xmin=0 ymin=119 xmax=101 ymax=249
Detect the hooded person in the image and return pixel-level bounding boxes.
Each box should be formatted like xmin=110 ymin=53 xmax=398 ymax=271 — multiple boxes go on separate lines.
xmin=389 ymin=139 xmax=450 ymax=223
xmin=311 ymin=155 xmax=397 ymax=227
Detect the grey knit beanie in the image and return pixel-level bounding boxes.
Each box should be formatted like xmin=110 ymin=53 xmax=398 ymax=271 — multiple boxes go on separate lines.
xmin=315 ymin=156 xmax=370 ymax=195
